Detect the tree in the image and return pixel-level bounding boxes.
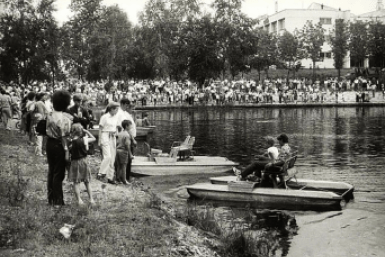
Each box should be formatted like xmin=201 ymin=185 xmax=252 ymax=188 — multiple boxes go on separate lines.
xmin=330 ymin=19 xmax=349 ymax=79
xmin=186 ymin=15 xmax=222 ymax=86
xmin=62 ymin=0 xmax=103 ymax=81
xmin=0 ymin=0 xmax=59 ymax=84
xmin=95 ymin=5 xmax=132 ymax=81
xmin=139 ymin=0 xmax=170 ymax=79
xmin=212 ymin=0 xmax=244 ymax=79
xmin=226 ymin=15 xmax=257 ymax=79
xmin=127 ymin=26 xmax=157 ymax=80
xmin=278 ymin=31 xmax=306 ymax=81
xmin=300 ymin=21 xmax=325 ymax=80
xmin=367 ymin=20 xmax=385 ymax=68
xmin=36 ymin=0 xmax=62 ymax=85
xmin=250 ymin=29 xmax=278 ymax=81
xmin=349 ymin=20 xmax=368 ymax=68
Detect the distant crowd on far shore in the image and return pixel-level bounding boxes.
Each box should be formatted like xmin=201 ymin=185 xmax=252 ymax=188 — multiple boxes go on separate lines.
xmin=1 ymin=76 xmax=385 ymax=118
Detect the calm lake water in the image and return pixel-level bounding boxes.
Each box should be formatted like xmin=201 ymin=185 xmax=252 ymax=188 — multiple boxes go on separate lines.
xmin=135 ymin=106 xmax=385 ymax=256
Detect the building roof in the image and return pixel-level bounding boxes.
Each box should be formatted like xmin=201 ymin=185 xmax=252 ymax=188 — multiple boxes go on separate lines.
xmin=308 ymin=2 xmax=339 ymax=11
xmin=357 ymin=9 xmax=385 ymax=18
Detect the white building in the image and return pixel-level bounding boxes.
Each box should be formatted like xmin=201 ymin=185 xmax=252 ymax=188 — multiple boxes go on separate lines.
xmin=259 ymin=2 xmax=352 ymax=69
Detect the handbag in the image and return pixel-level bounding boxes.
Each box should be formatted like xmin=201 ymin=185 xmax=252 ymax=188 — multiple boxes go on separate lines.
xmin=35 ymin=119 xmax=47 ymax=135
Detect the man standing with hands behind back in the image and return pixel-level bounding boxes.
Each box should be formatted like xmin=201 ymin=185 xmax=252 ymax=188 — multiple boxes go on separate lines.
xmin=115 ymin=98 xmax=136 ymax=182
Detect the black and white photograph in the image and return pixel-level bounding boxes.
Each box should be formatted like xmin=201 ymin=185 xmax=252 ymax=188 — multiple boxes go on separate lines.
xmin=0 ymin=0 xmax=384 ymax=256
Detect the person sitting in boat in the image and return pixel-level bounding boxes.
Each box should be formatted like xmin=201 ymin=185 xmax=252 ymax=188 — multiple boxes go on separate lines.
xmin=263 ymin=134 xmax=292 ymax=188
xmin=142 ymin=112 xmax=151 ymax=127
xmin=135 ymin=115 xmax=143 ymax=127
xmin=233 ymin=136 xmax=280 ymax=182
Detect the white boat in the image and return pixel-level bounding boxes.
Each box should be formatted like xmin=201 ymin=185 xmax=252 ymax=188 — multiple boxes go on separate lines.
xmin=131 ymin=156 xmax=238 ymax=176
xmin=210 ymin=176 xmax=354 ymax=197
xmin=185 ymin=175 xmax=354 ymax=211
xmin=186 ymin=182 xmax=346 ymax=211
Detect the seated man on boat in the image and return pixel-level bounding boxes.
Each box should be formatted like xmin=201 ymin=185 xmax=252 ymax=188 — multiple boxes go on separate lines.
xmin=263 ymin=134 xmax=292 ymax=188
xmin=233 ymin=136 xmax=280 ymax=182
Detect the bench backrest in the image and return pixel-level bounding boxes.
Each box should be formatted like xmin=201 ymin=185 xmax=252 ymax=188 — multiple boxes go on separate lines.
xmin=187 ymin=137 xmax=195 ymax=149
xmin=281 ymin=155 xmax=297 ymax=175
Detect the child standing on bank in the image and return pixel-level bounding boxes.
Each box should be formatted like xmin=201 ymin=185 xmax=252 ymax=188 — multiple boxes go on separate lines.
xmin=68 ymin=123 xmax=96 ymax=205
xmin=116 ymin=120 xmax=134 ymax=184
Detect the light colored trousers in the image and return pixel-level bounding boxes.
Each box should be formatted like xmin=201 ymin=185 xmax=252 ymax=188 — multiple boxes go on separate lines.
xmin=35 ymin=135 xmax=43 ymax=155
xmin=98 ymin=133 xmax=116 ymax=180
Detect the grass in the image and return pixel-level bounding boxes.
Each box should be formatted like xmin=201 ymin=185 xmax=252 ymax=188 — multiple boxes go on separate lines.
xmin=0 ymin=130 xmax=218 ymax=257
xmin=183 ymin=200 xmax=298 ymax=257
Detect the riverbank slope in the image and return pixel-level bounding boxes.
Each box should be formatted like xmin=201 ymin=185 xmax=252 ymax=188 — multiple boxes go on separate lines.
xmin=0 ymin=130 xmax=219 ymax=257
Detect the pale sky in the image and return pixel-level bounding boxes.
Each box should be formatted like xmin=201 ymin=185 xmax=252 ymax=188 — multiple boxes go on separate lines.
xmin=53 ymin=0 xmax=377 ymax=25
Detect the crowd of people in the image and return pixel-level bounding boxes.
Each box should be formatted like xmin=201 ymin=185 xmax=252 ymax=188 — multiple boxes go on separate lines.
xmin=0 ymin=75 xmax=384 ymax=117
xmin=0 ymin=85 xmax=141 ymax=207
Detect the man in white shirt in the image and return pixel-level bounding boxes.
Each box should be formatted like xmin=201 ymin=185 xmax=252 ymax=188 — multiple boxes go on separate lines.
xmin=116 ymin=98 xmax=136 ymax=138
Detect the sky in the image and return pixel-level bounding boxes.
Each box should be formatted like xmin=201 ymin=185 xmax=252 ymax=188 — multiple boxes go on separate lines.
xmin=53 ymin=0 xmax=378 ymax=25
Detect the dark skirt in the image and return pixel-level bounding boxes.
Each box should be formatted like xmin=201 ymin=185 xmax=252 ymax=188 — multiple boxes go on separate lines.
xmin=68 ymin=157 xmax=90 ymax=183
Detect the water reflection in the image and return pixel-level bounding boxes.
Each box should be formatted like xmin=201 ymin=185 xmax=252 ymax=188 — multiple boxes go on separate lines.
xmin=186 ymin=199 xmax=297 ymax=257
xmin=148 ymin=107 xmax=385 ymax=170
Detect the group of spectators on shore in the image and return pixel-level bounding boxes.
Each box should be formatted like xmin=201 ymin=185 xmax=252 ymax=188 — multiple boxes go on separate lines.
xmin=0 ymin=76 xmax=382 ymax=150
xmin=1 ymin=76 xmax=384 ymax=112
xmin=1 ymin=75 xmax=384 ymax=133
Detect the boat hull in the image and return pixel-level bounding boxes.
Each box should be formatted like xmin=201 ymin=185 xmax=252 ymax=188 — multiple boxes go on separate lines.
xmin=131 ymin=156 xmax=238 ymax=176
xmin=210 ymin=176 xmax=354 ymax=199
xmin=187 ymin=183 xmax=343 ymax=211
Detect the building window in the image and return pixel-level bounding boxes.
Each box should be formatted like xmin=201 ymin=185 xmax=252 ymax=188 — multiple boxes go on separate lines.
xmin=320 ymin=52 xmax=332 ymax=58
xmin=271 ymin=21 xmax=277 ymax=33
xmin=325 ymin=52 xmax=332 ymax=58
xmin=320 ymin=18 xmax=332 ymax=25
xmin=278 ymin=18 xmax=285 ymax=30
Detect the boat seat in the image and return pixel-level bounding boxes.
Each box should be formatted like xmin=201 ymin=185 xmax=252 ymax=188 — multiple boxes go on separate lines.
xmin=171 ymin=136 xmax=191 ymax=149
xmin=270 ymin=155 xmax=298 ymax=189
xmin=171 ymin=136 xmax=195 ymax=160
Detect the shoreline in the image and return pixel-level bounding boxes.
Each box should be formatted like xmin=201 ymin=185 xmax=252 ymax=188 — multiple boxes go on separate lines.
xmin=133 ymin=101 xmax=385 ymax=110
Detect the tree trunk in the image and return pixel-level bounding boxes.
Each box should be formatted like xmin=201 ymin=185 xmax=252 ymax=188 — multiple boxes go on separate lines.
xmin=312 ymin=60 xmax=316 ymax=81
xmin=286 ymin=67 xmax=290 ymax=83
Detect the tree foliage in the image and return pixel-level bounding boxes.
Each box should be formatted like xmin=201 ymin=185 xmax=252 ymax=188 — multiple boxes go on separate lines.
xmin=367 ymin=20 xmax=385 ymax=68
xmin=250 ymin=29 xmax=278 ymax=80
xmin=278 ymin=31 xmax=306 ymax=81
xmin=349 ymin=20 xmax=368 ymax=68
xmin=300 ymin=21 xmax=325 ymax=78
xmin=0 ymin=0 xmax=59 ymax=84
xmin=5 ymin=0 xmax=385 ymax=85
xmin=330 ymin=19 xmax=349 ymax=78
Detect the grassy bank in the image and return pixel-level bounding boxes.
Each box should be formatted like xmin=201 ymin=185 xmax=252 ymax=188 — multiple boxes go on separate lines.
xmin=0 ymin=131 xmax=221 ymax=257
